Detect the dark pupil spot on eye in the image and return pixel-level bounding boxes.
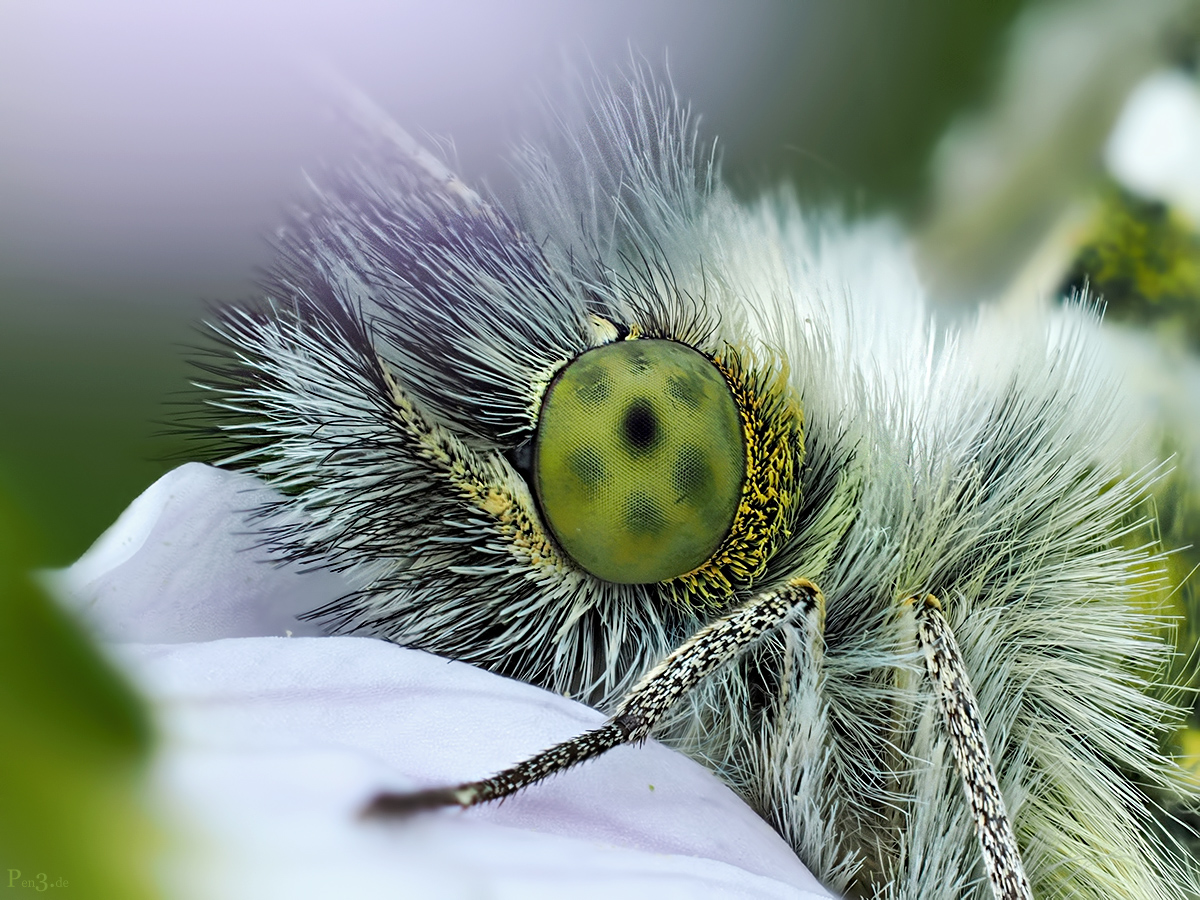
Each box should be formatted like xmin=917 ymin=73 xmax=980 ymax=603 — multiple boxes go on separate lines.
xmin=574 ymin=367 xmax=611 ymax=405
xmin=673 ymin=445 xmax=712 ymax=500
xmin=624 ymin=492 xmax=666 ymax=535
xmin=666 ymin=375 xmax=700 ymax=409
xmin=622 ymin=400 xmax=659 ymax=452
xmin=567 ymin=445 xmax=606 ymax=494
xmin=626 ymin=350 xmax=651 ymax=373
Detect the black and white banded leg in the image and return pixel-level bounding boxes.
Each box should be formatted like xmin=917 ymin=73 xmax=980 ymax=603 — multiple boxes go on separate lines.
xmin=912 ymin=594 xmax=1033 ymax=900
xmin=363 ymin=577 xmax=826 ymax=817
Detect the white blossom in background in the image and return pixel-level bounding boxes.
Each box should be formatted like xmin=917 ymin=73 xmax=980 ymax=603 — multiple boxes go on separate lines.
xmin=1106 ymin=69 xmax=1200 ymax=225
xmin=918 ymin=0 xmax=1189 ymax=299
xmin=49 ymin=463 xmax=834 ymax=900
xmin=1099 ymin=65 xmax=1200 ymax=498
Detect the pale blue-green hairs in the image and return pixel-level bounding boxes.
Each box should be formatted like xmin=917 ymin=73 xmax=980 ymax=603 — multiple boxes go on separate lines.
xmin=191 ymin=65 xmax=1200 ymax=900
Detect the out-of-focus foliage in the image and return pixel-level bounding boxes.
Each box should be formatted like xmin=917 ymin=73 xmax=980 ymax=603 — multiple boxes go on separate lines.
xmin=0 ymin=282 xmax=198 ymax=567
xmin=919 ymin=0 xmax=1199 ymax=301
xmin=0 ymin=488 xmax=159 ymax=898
xmin=1063 ymin=185 xmax=1200 ymax=344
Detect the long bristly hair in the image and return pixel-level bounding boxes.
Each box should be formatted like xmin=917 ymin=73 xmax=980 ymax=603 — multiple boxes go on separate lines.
xmin=191 ymin=66 xmax=1200 ymax=899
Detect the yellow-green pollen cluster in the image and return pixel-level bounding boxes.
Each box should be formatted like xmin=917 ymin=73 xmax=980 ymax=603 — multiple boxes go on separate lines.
xmin=533 ymin=339 xmax=746 ymax=584
xmin=1064 ymin=184 xmax=1200 ymax=344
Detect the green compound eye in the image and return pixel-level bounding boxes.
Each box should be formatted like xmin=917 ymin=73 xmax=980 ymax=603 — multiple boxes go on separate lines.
xmin=533 ymin=339 xmax=746 ymax=584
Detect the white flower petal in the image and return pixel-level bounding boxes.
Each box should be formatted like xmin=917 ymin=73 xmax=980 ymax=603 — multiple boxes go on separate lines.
xmin=49 ymin=463 xmax=343 ymax=642
xmin=123 ymin=636 xmax=831 ymax=900
xmin=51 ymin=463 xmax=836 ymax=899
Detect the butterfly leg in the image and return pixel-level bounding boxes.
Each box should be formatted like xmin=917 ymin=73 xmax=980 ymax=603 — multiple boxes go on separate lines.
xmin=911 ymin=594 xmax=1033 ymax=900
xmin=362 ymin=577 xmax=826 ymax=817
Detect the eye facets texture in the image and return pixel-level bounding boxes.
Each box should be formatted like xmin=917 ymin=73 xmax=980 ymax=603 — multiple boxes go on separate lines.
xmin=534 ymin=339 xmax=746 ymax=584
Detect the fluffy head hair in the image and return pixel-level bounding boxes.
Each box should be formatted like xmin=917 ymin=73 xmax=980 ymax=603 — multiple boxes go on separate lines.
xmin=193 ymin=67 xmax=1200 ymax=899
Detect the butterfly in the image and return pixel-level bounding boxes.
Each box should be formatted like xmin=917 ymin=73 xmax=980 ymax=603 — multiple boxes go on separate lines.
xmin=193 ymin=68 xmax=1200 ymax=900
